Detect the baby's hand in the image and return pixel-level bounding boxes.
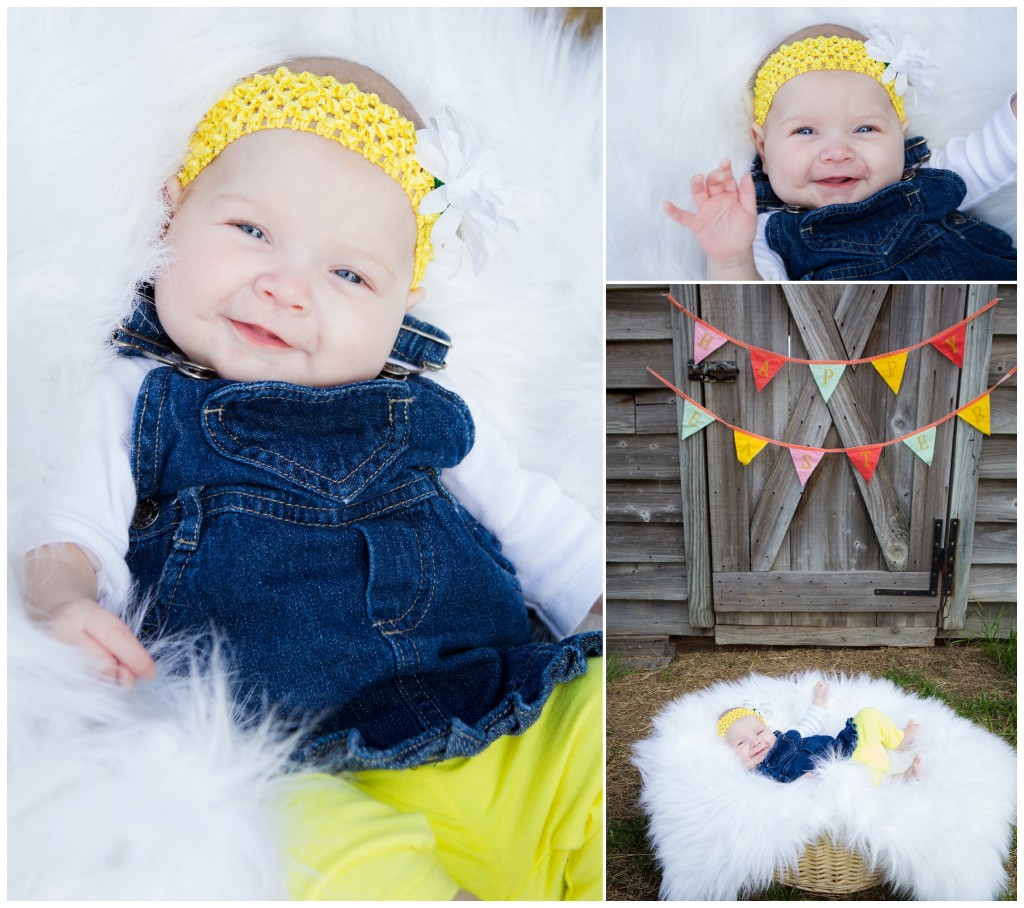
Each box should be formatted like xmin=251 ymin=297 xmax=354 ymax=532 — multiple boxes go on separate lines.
xmin=43 ymin=598 xmax=156 ymax=687
xmin=663 ymin=158 xmax=759 ymax=279
xmin=813 ymin=681 xmax=829 ymax=708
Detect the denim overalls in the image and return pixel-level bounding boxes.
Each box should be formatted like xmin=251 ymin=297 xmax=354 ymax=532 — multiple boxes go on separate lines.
xmin=114 ymin=291 xmax=601 ymax=772
xmin=753 ymin=138 xmax=1017 ymax=280
xmin=754 ymin=718 xmax=858 ymax=784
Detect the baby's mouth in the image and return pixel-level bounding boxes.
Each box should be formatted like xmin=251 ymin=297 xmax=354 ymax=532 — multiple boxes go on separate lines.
xmin=815 ymin=176 xmax=858 ymax=187
xmin=230 ymin=319 xmax=293 ymax=349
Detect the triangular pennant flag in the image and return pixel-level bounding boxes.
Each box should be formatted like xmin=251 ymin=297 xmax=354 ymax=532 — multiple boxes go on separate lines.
xmin=847 ymin=446 xmax=883 ymax=483
xmin=789 ymin=447 xmax=825 ymax=487
xmin=749 ymin=347 xmax=786 ymax=391
xmin=958 ymin=394 xmax=991 ymax=435
xmin=872 ymin=351 xmax=908 ymax=394
xmin=680 ymin=400 xmax=717 ymax=439
xmin=931 ymin=322 xmax=967 ymax=367
xmin=902 ymin=427 xmax=937 ymax=465
xmin=734 ymin=430 xmax=768 ymax=465
xmin=692 ymin=322 xmax=729 ymax=365
xmin=808 ymin=363 xmax=847 ymax=402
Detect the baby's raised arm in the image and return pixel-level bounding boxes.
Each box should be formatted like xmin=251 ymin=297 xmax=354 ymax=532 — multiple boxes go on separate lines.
xmin=25 ymin=543 xmax=156 ymax=687
xmin=663 ymin=158 xmax=762 ymax=280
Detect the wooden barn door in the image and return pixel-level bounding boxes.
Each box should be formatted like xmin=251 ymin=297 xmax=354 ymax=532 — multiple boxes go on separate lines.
xmin=672 ymin=284 xmax=997 ymax=647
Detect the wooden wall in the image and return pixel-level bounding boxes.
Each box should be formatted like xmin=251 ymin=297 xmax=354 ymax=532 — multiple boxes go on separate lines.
xmin=606 ymin=285 xmax=1017 ymax=653
xmin=946 ymin=284 xmax=1017 ymax=639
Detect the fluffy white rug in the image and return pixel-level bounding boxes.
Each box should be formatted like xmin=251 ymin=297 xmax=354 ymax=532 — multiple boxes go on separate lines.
xmin=633 ymin=671 xmax=1017 ymax=900
xmin=607 ymin=6 xmax=1018 ymax=280
xmin=8 ymin=8 xmax=601 ymax=899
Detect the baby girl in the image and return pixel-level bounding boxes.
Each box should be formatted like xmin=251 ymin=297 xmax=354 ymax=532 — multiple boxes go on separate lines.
xmin=665 ymin=24 xmax=1017 ymax=280
xmin=719 ymin=681 xmax=922 ymax=784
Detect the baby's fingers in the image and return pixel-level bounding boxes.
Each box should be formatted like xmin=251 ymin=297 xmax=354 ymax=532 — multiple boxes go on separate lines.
xmin=705 ymin=161 xmax=738 ymax=196
xmin=84 ymin=608 xmax=157 ymax=683
xmin=663 ymin=199 xmax=696 ymax=229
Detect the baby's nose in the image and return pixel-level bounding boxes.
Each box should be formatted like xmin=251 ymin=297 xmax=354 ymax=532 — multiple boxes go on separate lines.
xmin=255 ymin=268 xmax=313 ymax=312
xmin=820 ymin=139 xmax=854 ymax=162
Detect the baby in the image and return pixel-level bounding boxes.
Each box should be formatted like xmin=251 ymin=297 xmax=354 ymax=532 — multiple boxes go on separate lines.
xmin=719 ymin=681 xmax=922 ymax=784
xmin=23 ymin=58 xmax=602 ymax=899
xmin=664 ymin=24 xmax=1017 ymax=280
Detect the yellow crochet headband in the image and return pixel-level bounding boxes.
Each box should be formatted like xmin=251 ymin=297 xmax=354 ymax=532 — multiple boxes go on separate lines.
xmin=753 ymin=36 xmax=905 ymax=126
xmin=177 ymin=67 xmax=438 ymax=288
xmin=717 ymin=708 xmax=766 ymax=737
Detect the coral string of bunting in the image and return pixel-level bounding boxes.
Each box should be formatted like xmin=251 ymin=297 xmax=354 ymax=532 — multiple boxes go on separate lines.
xmin=674 ymin=295 xmax=1001 ymax=396
xmin=648 ymin=366 xmax=1015 ymax=486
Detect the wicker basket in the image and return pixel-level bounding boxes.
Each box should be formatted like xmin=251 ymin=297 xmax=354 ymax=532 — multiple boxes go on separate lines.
xmin=774 ymin=835 xmax=883 ymax=895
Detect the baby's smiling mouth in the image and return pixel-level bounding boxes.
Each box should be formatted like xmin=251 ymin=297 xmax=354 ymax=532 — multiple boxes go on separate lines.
xmin=229 ymin=319 xmax=293 ymax=349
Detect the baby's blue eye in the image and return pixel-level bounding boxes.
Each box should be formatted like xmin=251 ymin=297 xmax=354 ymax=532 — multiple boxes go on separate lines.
xmin=334 ymin=269 xmax=364 ymax=285
xmin=237 ymin=223 xmax=264 ymax=239
xmin=794 ymin=127 xmax=815 ymax=136
xmin=855 ymin=125 xmax=876 ymax=134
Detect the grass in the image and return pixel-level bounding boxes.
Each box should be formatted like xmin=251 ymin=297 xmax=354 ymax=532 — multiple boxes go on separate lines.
xmin=606 ymin=636 xmax=1017 ymax=901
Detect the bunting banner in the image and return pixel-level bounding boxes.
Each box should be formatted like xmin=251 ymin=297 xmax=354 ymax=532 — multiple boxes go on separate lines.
xmin=649 ymin=366 xmax=1014 ymax=486
xmin=670 ymin=296 xmax=1000 ymax=397
xmin=680 ymin=399 xmax=717 ymax=439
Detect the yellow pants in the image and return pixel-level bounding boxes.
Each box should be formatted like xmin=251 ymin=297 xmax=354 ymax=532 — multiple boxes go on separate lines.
xmin=850 ymin=707 xmax=906 ymax=785
xmin=280 ymin=658 xmax=603 ymax=900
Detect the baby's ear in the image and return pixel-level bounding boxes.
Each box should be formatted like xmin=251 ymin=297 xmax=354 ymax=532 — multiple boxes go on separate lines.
xmin=901 ymin=116 xmax=911 ymax=136
xmin=405 ymin=286 xmax=426 ymax=312
xmin=750 ymin=123 xmax=767 ymax=166
xmin=163 ymin=175 xmax=184 ymax=209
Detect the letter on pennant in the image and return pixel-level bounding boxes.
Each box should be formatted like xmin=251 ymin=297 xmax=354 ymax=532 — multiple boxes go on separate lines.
xmin=692 ymin=323 xmax=729 ymax=365
xmin=901 ymin=427 xmax=936 ymax=465
xmin=733 ymin=430 xmax=768 ymax=465
xmin=680 ymin=400 xmax=717 ymax=439
xmin=789 ymin=447 xmax=824 ymax=487
xmin=871 ymin=351 xmax=908 ymax=394
xmin=957 ymin=394 xmax=991 ymax=435
xmin=931 ymin=322 xmax=967 ymax=367
xmin=846 ymin=445 xmax=883 ymax=482
xmin=749 ymin=347 xmax=786 ymax=391
xmin=808 ymin=363 xmax=847 ymax=402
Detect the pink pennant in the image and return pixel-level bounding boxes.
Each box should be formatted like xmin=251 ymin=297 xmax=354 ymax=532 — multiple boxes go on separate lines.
xmin=789 ymin=447 xmax=825 ymax=487
xmin=749 ymin=347 xmax=786 ymax=391
xmin=847 ymin=446 xmax=883 ymax=483
xmin=931 ymin=322 xmax=967 ymax=367
xmin=693 ymin=322 xmax=729 ymax=365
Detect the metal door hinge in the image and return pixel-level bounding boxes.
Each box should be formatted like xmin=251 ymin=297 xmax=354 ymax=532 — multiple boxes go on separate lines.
xmin=874 ymin=518 xmax=959 ymax=598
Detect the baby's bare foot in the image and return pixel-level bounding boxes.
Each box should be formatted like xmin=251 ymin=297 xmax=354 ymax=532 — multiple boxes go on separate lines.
xmin=897 ymin=720 xmax=919 ymax=751
xmin=908 ymin=754 xmax=923 ymax=779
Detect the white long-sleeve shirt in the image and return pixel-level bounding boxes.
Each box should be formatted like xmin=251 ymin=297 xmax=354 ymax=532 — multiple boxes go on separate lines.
xmin=753 ymin=96 xmax=1017 ymax=280
xmin=41 ymin=357 xmax=602 ymax=639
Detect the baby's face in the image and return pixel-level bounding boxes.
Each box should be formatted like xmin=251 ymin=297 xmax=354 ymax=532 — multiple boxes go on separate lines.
xmin=155 ymin=129 xmax=421 ymax=387
xmin=752 ymin=70 xmax=910 ymax=210
xmin=725 ymin=715 xmax=776 ymax=770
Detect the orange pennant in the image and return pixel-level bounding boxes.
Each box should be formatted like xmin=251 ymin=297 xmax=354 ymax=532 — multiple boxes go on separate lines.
xmin=749 ymin=347 xmax=786 ymax=391
xmin=734 ymin=430 xmax=768 ymax=465
xmin=847 ymin=446 xmax=883 ymax=482
xmin=871 ymin=351 xmax=908 ymax=394
xmin=958 ymin=394 xmax=991 ymax=435
xmin=931 ymin=322 xmax=967 ymax=367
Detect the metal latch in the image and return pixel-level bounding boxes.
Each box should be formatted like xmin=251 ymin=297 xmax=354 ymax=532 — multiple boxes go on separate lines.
xmin=874 ymin=518 xmax=959 ymax=597
xmin=687 ymin=359 xmax=739 ymax=383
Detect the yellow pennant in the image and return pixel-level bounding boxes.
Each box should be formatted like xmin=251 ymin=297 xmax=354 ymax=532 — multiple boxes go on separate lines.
xmin=734 ymin=430 xmax=768 ymax=465
xmin=957 ymin=394 xmax=991 ymax=435
xmin=871 ymin=351 xmax=908 ymax=394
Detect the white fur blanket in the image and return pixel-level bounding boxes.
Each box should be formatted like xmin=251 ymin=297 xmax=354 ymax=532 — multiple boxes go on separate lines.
xmin=633 ymin=671 xmax=1017 ymax=900
xmin=607 ymin=6 xmax=1018 ymax=279
xmin=8 ymin=9 xmax=601 ymax=899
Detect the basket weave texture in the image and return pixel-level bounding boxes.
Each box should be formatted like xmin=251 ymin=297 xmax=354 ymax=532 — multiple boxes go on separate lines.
xmin=775 ymin=835 xmax=883 ymax=894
